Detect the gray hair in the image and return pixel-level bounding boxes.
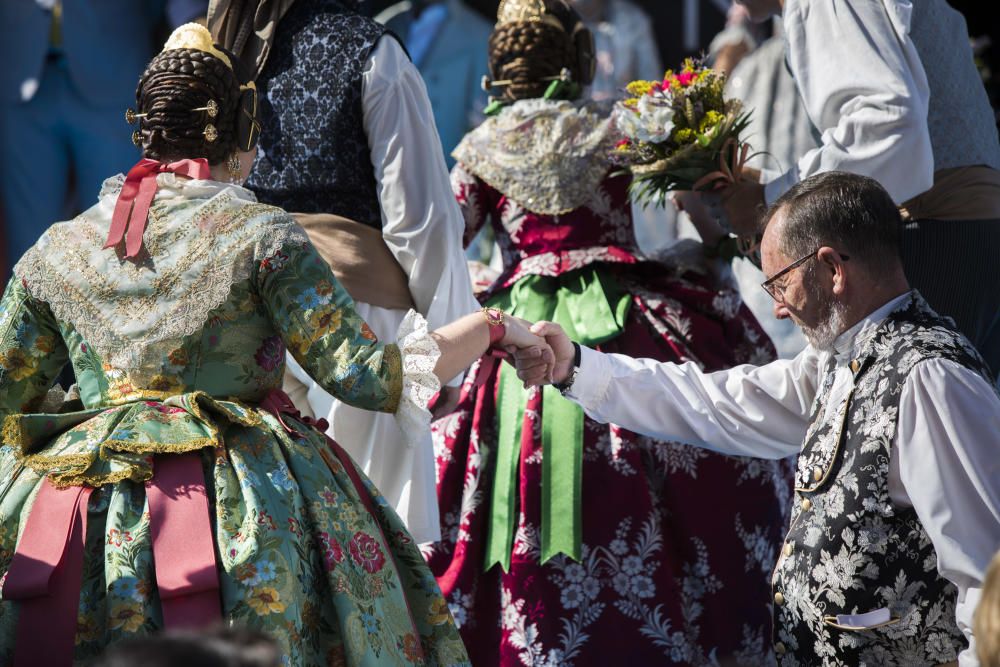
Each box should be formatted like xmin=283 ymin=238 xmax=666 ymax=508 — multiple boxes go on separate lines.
xmin=764 ymin=171 xmax=902 ymax=268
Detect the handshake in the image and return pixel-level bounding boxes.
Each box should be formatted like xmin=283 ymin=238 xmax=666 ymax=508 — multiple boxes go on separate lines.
xmin=495 ymin=317 xmax=576 ymax=389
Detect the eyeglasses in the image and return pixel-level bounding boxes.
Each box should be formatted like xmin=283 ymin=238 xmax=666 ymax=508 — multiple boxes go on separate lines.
xmin=760 ymin=248 xmax=850 ymax=302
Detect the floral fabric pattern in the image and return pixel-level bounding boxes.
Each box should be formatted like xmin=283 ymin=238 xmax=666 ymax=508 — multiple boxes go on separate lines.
xmin=0 ymin=183 xmax=468 ymax=666
xmin=426 ymin=164 xmax=793 ymax=665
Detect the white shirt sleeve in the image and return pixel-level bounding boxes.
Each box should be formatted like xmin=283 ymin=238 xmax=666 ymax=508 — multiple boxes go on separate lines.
xmin=896 ymin=358 xmax=1000 ymax=667
xmin=566 ymin=344 xmax=822 ymax=459
xmin=362 ymin=37 xmax=481 ymax=384
xmin=764 ymin=0 xmax=933 ymax=205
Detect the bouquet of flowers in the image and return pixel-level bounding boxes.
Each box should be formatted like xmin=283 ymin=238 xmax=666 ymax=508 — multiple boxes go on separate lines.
xmin=611 ymin=58 xmax=752 ymax=205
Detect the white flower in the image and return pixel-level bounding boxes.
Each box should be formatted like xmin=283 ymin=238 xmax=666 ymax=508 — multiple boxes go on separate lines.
xmin=563 ymin=563 xmax=586 ymax=584
xmin=609 ymin=538 xmax=628 ymax=555
xmin=582 ymin=576 xmax=601 ymax=600
xmin=630 ymin=575 xmax=656 ymax=599
xmin=560 ymin=584 xmax=585 ymax=609
xmin=621 ymin=555 xmax=644 ymax=575
xmin=613 ymin=98 xmax=675 ymax=144
xmin=635 ymin=95 xmax=676 ymax=142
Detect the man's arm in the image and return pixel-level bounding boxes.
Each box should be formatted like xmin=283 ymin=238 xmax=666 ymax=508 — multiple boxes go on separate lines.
xmin=519 ymin=322 xmax=817 ymax=459
xmin=764 ymin=0 xmax=933 ymax=206
xmin=897 ymin=359 xmax=1000 ymax=666
xmin=362 ymin=36 xmax=481 ymax=386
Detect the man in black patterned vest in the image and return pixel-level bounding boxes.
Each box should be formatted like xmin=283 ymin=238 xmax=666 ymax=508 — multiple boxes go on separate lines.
xmin=516 ymin=171 xmax=1000 ymax=666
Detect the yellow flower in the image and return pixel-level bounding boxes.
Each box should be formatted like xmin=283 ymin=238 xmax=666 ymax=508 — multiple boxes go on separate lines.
xmin=625 ymin=80 xmax=656 ymax=97
xmin=247 ymin=587 xmax=286 ymax=615
xmin=672 ymin=127 xmax=697 ymax=145
xmin=286 ymin=332 xmax=310 ymax=357
xmin=77 ymin=614 xmax=102 ymax=642
xmin=308 ymin=307 xmax=343 ymax=339
xmin=109 ymin=600 xmax=145 ymax=632
xmin=428 ymin=597 xmax=451 ymax=626
xmin=699 ymin=110 xmax=724 ymax=133
xmin=0 ymin=349 xmax=38 ymax=381
xmin=147 ymin=374 xmax=183 ymax=392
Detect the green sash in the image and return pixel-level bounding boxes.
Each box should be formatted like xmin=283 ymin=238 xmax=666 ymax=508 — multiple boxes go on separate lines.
xmin=483 ymin=267 xmax=631 ymax=571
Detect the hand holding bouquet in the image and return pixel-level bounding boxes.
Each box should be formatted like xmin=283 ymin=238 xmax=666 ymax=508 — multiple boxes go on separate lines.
xmin=611 ymin=59 xmax=752 ymax=206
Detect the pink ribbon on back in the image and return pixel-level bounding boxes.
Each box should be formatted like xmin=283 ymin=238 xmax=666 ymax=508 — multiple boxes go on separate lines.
xmin=107 ymin=158 xmax=212 ymax=258
xmin=146 ymin=452 xmax=222 ymax=630
xmin=5 ymin=481 xmax=93 ymax=667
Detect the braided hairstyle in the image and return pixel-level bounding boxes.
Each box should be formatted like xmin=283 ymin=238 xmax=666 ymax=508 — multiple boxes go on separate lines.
xmin=488 ymin=0 xmax=588 ymax=102
xmin=134 ymin=48 xmax=241 ymax=164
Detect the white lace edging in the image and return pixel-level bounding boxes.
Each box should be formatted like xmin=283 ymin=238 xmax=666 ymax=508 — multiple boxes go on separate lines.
xmin=393 ymin=310 xmax=441 ymax=448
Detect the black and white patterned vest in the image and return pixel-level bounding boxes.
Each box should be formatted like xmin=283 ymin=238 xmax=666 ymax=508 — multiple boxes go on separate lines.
xmin=772 ymin=293 xmax=993 ymax=666
xmin=247 ymin=0 xmax=392 ymax=229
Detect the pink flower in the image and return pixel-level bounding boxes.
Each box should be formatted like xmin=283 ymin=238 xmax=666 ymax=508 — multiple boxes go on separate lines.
xmin=677 ymin=71 xmax=695 ymax=87
xmin=318 ymin=532 xmax=345 ymax=571
xmin=348 ymin=531 xmax=386 ymax=574
xmin=254 ymin=336 xmax=284 ymax=372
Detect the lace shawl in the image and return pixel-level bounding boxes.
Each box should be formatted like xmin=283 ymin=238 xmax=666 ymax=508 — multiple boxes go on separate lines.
xmin=452 ymin=98 xmax=623 ymax=215
xmin=14 ymin=174 xmax=307 ymax=371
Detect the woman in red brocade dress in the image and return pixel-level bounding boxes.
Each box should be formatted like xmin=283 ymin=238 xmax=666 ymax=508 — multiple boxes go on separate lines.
xmin=422 ymin=1 xmax=794 ymax=665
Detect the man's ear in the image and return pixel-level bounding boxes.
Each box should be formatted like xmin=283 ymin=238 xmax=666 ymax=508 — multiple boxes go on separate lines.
xmin=817 ymin=246 xmax=848 ymax=296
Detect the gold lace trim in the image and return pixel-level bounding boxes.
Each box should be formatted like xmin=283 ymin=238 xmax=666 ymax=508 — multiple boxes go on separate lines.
xmin=2 ymin=392 xmax=264 ymax=488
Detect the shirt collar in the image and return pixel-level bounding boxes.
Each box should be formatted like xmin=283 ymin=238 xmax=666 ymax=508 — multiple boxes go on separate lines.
xmin=831 ymin=291 xmax=913 ymax=360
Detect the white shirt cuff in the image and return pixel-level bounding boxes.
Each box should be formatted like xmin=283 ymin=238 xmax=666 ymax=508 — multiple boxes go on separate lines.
xmin=564 ymin=345 xmax=611 ymax=410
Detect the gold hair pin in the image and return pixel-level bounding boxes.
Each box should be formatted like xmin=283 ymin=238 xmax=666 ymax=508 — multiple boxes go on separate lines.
xmin=192 ymin=100 xmax=219 ymax=118
xmin=132 ymin=130 xmax=142 ymax=147
xmin=482 ymin=68 xmax=573 ymax=91
xmin=125 ymin=108 xmax=147 ymax=124
xmin=203 ymin=124 xmax=218 ymax=142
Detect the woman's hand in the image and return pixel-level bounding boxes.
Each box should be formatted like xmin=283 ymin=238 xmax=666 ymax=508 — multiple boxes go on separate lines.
xmin=499 ymin=316 xmax=555 ymax=383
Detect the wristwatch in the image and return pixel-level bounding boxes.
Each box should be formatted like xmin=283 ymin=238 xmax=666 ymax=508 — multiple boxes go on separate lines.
xmin=552 ymin=342 xmax=582 ymax=395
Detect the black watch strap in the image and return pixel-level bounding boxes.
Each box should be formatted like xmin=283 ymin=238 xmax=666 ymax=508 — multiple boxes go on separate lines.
xmin=552 ymin=342 xmax=582 ymax=394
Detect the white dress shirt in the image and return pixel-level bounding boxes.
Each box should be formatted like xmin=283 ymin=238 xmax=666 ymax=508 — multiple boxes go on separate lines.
xmin=762 ymin=0 xmax=934 ymax=206
xmin=567 ymin=293 xmax=1000 ymax=665
xmin=287 ymin=36 xmax=480 ymax=544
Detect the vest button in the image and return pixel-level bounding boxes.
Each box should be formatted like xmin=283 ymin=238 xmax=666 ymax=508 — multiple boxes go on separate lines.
xmin=850 ymin=359 xmax=861 ymax=373
xmin=801 ymin=498 xmax=813 ymax=511
xmin=775 ymin=641 xmax=787 ymax=655
xmin=783 ymin=542 xmax=793 ymax=557
xmin=774 ymin=591 xmax=785 ymax=606
xmin=813 ymin=467 xmax=823 ymax=482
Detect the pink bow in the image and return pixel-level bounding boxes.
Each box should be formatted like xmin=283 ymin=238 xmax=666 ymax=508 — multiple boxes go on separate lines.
xmin=106 ymin=158 xmax=212 ymax=258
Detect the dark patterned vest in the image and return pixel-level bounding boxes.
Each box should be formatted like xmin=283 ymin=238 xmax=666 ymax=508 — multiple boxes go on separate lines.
xmin=247 ymin=0 xmax=391 ymax=228
xmin=772 ymin=293 xmax=993 ymax=666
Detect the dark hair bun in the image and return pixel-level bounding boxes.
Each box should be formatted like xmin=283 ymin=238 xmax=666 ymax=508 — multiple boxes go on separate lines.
xmin=134 ymin=48 xmax=241 ymax=163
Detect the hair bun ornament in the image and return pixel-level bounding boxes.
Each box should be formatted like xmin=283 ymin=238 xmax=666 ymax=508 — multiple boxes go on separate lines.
xmin=192 ymin=100 xmax=219 ymax=118
xmin=162 ymin=23 xmax=233 ymax=69
xmin=203 ymin=124 xmax=219 ymax=143
xmin=496 ymin=0 xmax=565 ymax=31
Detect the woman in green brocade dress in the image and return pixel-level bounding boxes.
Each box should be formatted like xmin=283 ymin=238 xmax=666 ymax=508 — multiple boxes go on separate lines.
xmin=0 ymin=24 xmax=547 ymax=666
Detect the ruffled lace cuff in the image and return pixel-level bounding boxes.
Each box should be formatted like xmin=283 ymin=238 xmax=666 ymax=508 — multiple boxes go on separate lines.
xmin=394 ymin=310 xmax=441 ymax=446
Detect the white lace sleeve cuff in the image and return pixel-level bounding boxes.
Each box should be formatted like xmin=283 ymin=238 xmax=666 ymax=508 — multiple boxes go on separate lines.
xmin=394 ymin=310 xmax=442 ymax=446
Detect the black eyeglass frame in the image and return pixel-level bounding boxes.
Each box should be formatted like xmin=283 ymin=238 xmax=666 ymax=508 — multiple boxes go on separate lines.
xmin=760 ymin=248 xmax=850 ymax=302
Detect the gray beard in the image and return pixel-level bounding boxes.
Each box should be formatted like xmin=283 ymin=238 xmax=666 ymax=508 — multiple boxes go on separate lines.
xmin=803 ymin=300 xmax=848 ymax=352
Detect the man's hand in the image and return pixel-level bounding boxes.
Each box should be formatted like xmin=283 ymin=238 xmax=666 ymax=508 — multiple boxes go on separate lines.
xmin=513 ymin=321 xmax=575 ymax=388
xmin=700 ymin=170 xmax=766 ymax=239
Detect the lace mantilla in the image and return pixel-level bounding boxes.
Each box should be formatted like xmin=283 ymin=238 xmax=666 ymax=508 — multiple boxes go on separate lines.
xmin=393 ymin=310 xmax=441 ymax=447
xmin=452 ymin=99 xmax=622 ymax=215
xmin=15 ymin=174 xmax=308 ymax=371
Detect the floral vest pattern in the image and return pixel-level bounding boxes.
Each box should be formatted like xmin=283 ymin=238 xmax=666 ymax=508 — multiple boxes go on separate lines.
xmin=247 ymin=0 xmax=390 ymax=229
xmin=772 ymin=293 xmax=992 ymax=666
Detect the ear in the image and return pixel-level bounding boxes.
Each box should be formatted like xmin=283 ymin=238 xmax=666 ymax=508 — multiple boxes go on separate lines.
xmin=817 ymin=246 xmax=848 ymax=296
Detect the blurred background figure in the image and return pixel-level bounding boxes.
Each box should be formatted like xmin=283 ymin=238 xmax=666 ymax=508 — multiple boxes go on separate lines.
xmin=0 ymin=0 xmax=207 ymax=281
xmin=976 ymin=551 xmax=1000 ymax=667
xmin=377 ymin=0 xmax=493 ymax=169
xmin=92 ymin=627 xmax=281 ymax=667
xmin=569 ymin=0 xmax=662 ymax=102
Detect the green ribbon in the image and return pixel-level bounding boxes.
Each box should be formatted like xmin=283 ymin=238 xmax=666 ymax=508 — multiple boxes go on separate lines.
xmin=483 ymin=267 xmax=631 ymax=571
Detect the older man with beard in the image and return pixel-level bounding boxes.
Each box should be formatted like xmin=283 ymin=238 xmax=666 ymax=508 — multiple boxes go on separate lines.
xmin=517 ymin=171 xmax=1000 ymax=666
